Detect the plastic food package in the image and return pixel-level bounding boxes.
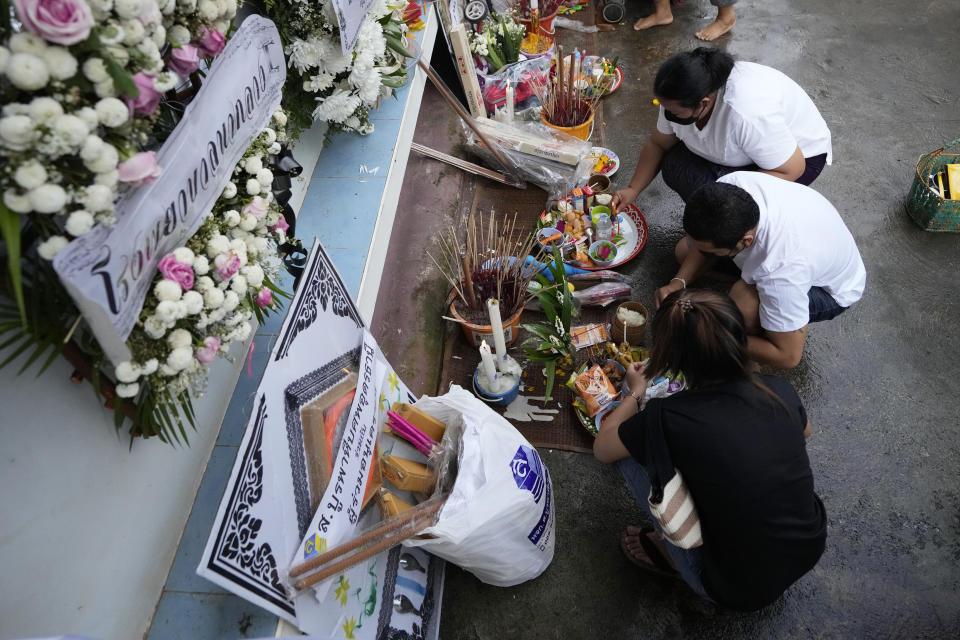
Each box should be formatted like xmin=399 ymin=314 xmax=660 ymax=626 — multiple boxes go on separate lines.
xmin=572 ymin=282 xmax=632 ymax=307
xmin=574 ymin=364 xmax=618 ymax=417
xmin=477 ymin=56 xmax=551 ymax=115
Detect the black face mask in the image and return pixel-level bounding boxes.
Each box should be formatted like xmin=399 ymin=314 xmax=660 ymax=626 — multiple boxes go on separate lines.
xmin=663 ymin=104 xmax=703 ymax=125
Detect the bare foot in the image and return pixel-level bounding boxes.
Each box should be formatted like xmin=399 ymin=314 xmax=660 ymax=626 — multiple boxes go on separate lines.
xmin=634 ymin=2 xmax=673 ymax=31
xmin=695 ymin=6 xmax=735 ymax=41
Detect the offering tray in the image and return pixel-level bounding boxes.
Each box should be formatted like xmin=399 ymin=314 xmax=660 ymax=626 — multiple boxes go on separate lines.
xmin=538 ymin=203 xmax=648 ymax=271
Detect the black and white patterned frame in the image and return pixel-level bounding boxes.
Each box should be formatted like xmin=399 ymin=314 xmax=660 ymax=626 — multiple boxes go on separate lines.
xmin=206 ymin=396 xmax=294 ymax=616
xmin=283 ymin=347 xmax=362 ymax=538
xmin=275 ymin=242 xmax=363 ymax=362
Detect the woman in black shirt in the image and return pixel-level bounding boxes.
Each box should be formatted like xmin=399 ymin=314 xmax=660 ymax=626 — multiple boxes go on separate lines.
xmin=594 ymin=289 xmax=826 ymax=611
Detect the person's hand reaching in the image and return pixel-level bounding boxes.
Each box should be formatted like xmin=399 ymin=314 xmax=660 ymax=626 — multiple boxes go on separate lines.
xmin=612 ymin=186 xmax=639 ymax=213
xmin=625 ymin=361 xmax=648 ymax=395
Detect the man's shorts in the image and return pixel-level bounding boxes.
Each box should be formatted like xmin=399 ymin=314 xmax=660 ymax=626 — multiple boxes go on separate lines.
xmin=808 ymin=286 xmax=848 ymax=323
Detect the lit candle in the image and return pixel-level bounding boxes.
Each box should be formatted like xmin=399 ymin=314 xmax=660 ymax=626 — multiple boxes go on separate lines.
xmin=531 ymin=0 xmax=538 ymax=10
xmin=505 ymin=79 xmax=515 ymax=124
xmin=479 ymin=339 xmax=498 ymax=384
xmin=487 ymin=298 xmax=507 ymax=364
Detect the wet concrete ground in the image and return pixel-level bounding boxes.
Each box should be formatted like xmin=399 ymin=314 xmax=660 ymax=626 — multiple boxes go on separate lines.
xmin=372 ymin=0 xmax=960 ymax=637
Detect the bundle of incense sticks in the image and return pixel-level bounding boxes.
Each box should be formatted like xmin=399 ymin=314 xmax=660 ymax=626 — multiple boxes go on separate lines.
xmin=386 ymin=410 xmax=438 ymax=457
xmin=533 ymin=45 xmax=607 ymax=128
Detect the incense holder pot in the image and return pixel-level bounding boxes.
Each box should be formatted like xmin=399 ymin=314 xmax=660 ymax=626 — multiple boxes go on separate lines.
xmin=473 ymin=366 xmax=521 ymax=406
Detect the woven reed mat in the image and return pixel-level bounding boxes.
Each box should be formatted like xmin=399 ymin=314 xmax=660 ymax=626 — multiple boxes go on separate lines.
xmin=439 ymin=305 xmax=617 ymax=454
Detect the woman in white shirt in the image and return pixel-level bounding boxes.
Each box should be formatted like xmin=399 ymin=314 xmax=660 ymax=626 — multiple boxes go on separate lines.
xmin=613 ymin=48 xmax=832 ymax=210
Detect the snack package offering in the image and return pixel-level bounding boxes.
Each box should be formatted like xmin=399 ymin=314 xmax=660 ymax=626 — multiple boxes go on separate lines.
xmin=570 ymin=324 xmax=608 ymax=349
xmin=574 ymin=364 xmax=618 ymax=417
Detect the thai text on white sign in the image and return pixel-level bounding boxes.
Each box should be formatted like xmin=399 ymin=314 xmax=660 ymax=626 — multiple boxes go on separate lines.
xmin=331 ymin=0 xmax=376 ymax=55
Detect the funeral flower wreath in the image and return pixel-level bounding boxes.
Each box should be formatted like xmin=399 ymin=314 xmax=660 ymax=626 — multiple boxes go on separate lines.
xmin=0 ymin=0 xmax=415 ymax=442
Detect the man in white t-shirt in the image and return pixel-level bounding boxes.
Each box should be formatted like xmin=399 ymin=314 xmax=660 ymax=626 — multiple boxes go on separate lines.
xmin=614 ymin=49 xmax=832 ymax=211
xmin=655 ymin=172 xmax=866 ymax=368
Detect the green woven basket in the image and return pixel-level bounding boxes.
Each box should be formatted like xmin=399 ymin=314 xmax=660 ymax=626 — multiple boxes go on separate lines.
xmin=906 ymin=136 xmax=960 ymax=232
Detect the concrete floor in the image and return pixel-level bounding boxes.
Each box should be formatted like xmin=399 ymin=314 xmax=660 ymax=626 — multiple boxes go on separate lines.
xmin=372 ymin=0 xmax=960 ymax=637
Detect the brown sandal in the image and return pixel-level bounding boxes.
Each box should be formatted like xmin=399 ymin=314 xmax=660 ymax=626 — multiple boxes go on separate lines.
xmin=619 ymin=526 xmax=680 ymax=580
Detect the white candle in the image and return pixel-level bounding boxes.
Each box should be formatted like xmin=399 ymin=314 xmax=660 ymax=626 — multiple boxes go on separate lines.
xmin=487 ymin=298 xmax=507 ymax=364
xmin=479 ymin=339 xmax=498 ymax=384
xmin=531 ymin=0 xmax=538 ymax=10
xmin=505 ymin=80 xmax=515 ymax=124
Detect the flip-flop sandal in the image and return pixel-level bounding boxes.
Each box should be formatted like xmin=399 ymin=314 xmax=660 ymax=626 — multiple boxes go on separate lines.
xmin=620 ymin=527 xmax=681 ymax=580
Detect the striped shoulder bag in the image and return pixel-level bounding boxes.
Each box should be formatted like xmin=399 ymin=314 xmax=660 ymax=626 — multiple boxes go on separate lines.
xmin=644 ymin=399 xmax=703 ymax=549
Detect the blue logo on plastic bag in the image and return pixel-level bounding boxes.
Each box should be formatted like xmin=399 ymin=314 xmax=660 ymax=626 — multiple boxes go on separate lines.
xmin=510 ymin=445 xmax=545 ymax=503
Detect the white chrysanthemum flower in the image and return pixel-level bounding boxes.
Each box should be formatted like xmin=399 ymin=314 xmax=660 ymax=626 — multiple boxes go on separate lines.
xmin=222 ymin=290 xmax=240 ymax=312
xmin=166 ymin=346 xmax=193 ymax=371
xmin=42 ymin=46 xmax=78 ymax=80
xmin=267 ymin=142 xmax=282 ymax=155
xmin=14 ymin=161 xmax=48 ymax=190
xmin=51 ymin=114 xmax=88 ymax=148
xmin=95 ymin=98 xmax=128 ymax=128
xmin=168 ymin=248 xmax=192 ymax=265
xmin=253 ymin=237 xmax=268 ymax=254
xmin=312 ymin=88 xmax=362 ymax=124
xmin=99 ymin=22 xmax=126 ymax=45
xmin=28 ymin=184 xmax=67 ymax=214
xmin=256 ymin=168 xmax=273 ymax=186
xmin=198 ymin=0 xmax=218 ymax=19
xmin=80 ymin=135 xmax=104 ymax=161
xmin=230 ymin=274 xmax=247 ymax=295
xmin=223 ymin=0 xmax=237 ymax=15
xmin=150 ymin=24 xmax=167 ymax=49
xmin=272 ymin=109 xmax=287 ymax=127
xmin=229 ymin=228 xmax=248 ymax=241
xmin=233 ymin=321 xmax=252 ymax=342
xmin=37 ymin=235 xmax=69 ymax=260
xmin=244 ymin=156 xmax=263 ymax=174
xmin=305 ymin=72 xmax=334 ymax=93
xmin=7 ymin=53 xmax=49 ymax=91
xmin=143 ymin=315 xmax=166 ymax=338
xmin=155 ymin=279 xmax=182 ymax=302
xmin=344 ymin=115 xmax=361 ymax=131
xmin=244 ymin=237 xmax=258 ymax=258
xmin=134 ymin=37 xmax=159 ymax=63
xmin=116 ymin=382 xmax=139 ymax=398
xmin=94 ymin=79 xmax=117 ymax=98
xmin=167 ymin=328 xmax=192 ymax=349
xmin=104 ymin=45 xmax=129 ymax=65
xmin=153 ymin=71 xmax=178 ymax=92
xmin=206 ymin=234 xmax=230 ymax=257
xmin=221 ymin=182 xmax=237 ymax=199
xmin=82 ymin=58 xmax=110 ymax=83
xmin=158 ymin=0 xmax=174 ymax=14
xmin=95 ymin=170 xmax=119 ymax=186
xmin=141 ymin=358 xmax=158 ymax=374
xmin=182 ymin=290 xmax=203 ymax=315
xmin=3 ymin=189 xmax=32 ymax=213
xmin=121 ymin=19 xmax=146 ymax=46
xmin=168 ymin=24 xmax=190 ymax=46
xmin=195 ymin=275 xmax=213 ymax=292
xmin=242 ymin=265 xmax=264 ymax=288
xmin=9 ymin=32 xmax=47 ymax=55
xmin=155 ymin=300 xmax=181 ymax=322
xmin=84 ymin=142 xmax=119 ymax=173
xmin=157 ymin=362 xmax=176 ymax=376
xmin=229 ymin=237 xmax=247 ymax=255
xmin=66 ymin=210 xmax=96 ymax=236
xmin=261 ymin=127 xmax=277 ymax=145
xmin=245 ymin=178 xmax=261 ymax=195
xmin=114 ymin=0 xmax=142 ymax=18
xmin=115 ymin=361 xmax=141 ymax=383
xmin=82 ymin=184 xmax=115 ymax=212
xmin=203 ymin=287 xmax=224 ymax=308
xmin=223 ymin=210 xmax=241 ymax=227
xmin=76 ymin=106 xmax=98 ymax=131
xmin=192 ymin=256 xmax=209 ymax=276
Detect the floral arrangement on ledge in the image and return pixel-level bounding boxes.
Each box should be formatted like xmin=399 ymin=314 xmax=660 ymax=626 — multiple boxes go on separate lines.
xmin=468 ymin=10 xmax=525 ymax=72
xmin=264 ymin=0 xmax=414 ymax=137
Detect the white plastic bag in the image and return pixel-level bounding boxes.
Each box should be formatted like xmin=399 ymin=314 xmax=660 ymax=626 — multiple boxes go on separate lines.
xmin=403 ymin=385 xmax=556 ymax=587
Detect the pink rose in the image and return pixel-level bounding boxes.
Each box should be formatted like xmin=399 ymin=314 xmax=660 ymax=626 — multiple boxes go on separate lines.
xmin=214 ymin=251 xmax=241 ymax=280
xmin=195 ymin=27 xmax=226 ymax=58
xmin=242 ymin=196 xmax=269 ymax=219
xmin=126 ymin=73 xmax=162 ymax=115
xmin=14 ymin=0 xmax=94 ymax=45
xmin=269 ymin=216 xmax=289 ymax=235
xmin=157 ymin=253 xmax=194 ymax=290
xmin=195 ymin=336 xmax=221 ymax=364
xmin=117 ymin=151 xmax=163 ymax=186
xmin=256 ymin=287 xmax=273 ymax=308
xmin=168 ymin=45 xmax=201 ymax=76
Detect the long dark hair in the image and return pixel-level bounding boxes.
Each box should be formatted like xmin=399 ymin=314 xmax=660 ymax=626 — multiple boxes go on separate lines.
xmin=653 ymin=47 xmax=735 ymax=108
xmin=647 ymin=290 xmax=786 ymax=407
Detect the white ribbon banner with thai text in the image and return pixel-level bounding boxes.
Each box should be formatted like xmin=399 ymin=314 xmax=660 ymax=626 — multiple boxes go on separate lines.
xmin=53 ymin=16 xmax=285 ymax=365
xmin=331 ymin=0 xmax=376 ymax=55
